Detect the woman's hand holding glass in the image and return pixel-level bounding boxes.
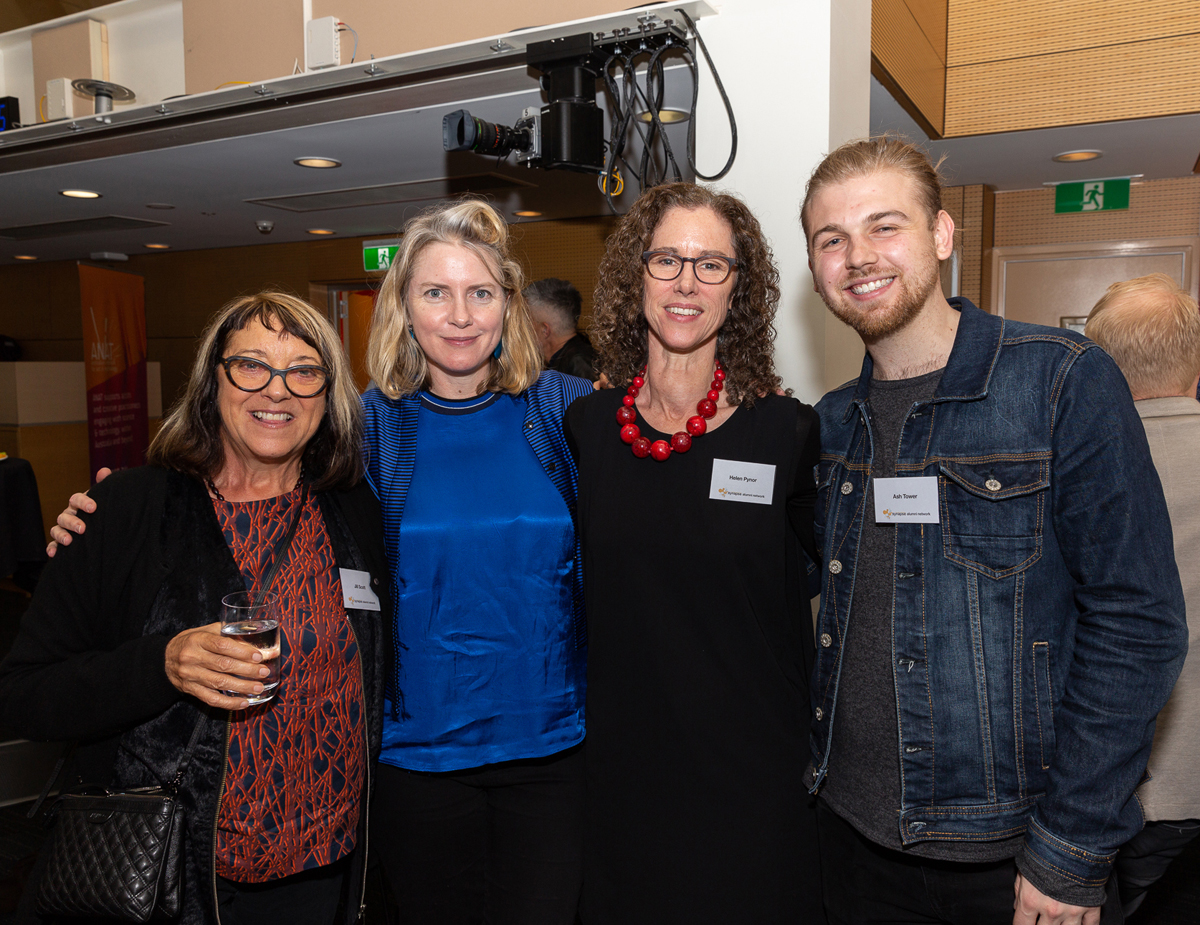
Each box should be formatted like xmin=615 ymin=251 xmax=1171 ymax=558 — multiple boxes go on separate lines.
xmin=164 ymin=620 xmax=274 ymax=710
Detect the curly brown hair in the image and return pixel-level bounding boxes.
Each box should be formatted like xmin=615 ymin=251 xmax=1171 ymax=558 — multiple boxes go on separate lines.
xmin=591 ymin=183 xmax=783 ymax=404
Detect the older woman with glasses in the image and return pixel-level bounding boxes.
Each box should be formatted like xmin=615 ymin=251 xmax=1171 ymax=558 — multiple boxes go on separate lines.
xmin=4 ymin=292 xmax=389 ymax=925
xmin=566 ymin=183 xmax=824 ymax=923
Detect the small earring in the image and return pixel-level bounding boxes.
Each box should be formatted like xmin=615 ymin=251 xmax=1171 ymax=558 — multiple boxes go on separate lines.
xmin=407 ymin=323 xmax=415 ymax=337
xmin=493 ymin=340 xmax=503 ymax=360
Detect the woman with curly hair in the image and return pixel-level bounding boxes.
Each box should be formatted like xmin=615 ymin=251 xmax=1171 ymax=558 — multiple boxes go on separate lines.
xmin=566 ymin=183 xmax=823 ymax=923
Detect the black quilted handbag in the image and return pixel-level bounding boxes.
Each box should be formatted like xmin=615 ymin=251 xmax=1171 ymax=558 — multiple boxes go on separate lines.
xmin=34 ymin=714 xmax=206 ymax=923
xmin=36 ymin=785 xmax=185 ymax=922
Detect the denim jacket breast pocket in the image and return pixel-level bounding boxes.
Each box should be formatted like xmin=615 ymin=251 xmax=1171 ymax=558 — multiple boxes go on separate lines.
xmin=938 ymin=458 xmax=1049 ymax=579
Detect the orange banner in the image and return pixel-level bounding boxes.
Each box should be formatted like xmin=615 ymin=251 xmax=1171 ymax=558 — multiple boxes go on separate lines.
xmin=79 ymin=264 xmax=148 ymax=476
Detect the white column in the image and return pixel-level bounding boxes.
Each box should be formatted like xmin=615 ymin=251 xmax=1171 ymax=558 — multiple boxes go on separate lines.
xmin=694 ymin=0 xmax=870 ymax=400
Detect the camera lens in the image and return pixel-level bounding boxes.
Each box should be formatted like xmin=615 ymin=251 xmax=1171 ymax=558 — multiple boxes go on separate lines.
xmin=443 ymin=109 xmax=531 ymax=157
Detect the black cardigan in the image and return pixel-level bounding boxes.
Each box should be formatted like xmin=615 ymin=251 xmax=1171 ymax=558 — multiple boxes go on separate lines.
xmin=0 ymin=467 xmax=390 ymax=925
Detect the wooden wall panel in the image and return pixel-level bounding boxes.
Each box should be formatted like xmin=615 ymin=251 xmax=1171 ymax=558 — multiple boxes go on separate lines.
xmin=872 ymin=0 xmax=946 ymax=137
xmin=0 ymin=216 xmax=616 ymax=408
xmin=994 ymin=176 xmax=1200 ymax=249
xmin=311 ymin=0 xmax=627 ymax=65
xmin=182 ymin=0 xmax=302 ymax=96
xmin=511 ymin=216 xmax=618 ymax=331
xmin=1 ymin=422 xmax=89 ymax=540
xmin=940 ymin=183 xmax=994 ymax=310
xmin=947 ymin=0 xmax=1195 ymax=66
xmin=945 ymin=33 xmax=1200 ymax=136
xmin=30 ymin=18 xmax=107 ymax=117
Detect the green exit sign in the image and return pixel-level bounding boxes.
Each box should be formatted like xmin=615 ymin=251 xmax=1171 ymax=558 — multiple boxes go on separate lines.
xmin=1055 ymin=179 xmax=1130 ymax=214
xmin=363 ymin=238 xmax=402 ymax=271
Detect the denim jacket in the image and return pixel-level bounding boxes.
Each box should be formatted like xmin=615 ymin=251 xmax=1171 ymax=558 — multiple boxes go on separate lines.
xmin=809 ymin=299 xmax=1187 ymax=902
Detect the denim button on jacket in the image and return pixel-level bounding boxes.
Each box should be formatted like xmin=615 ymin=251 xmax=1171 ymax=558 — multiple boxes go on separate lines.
xmin=810 ymin=298 xmax=1187 ymax=896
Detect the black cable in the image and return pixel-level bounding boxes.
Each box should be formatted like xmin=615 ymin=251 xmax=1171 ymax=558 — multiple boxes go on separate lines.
xmin=643 ymin=44 xmax=684 ymax=184
xmin=674 ymin=8 xmax=737 ymax=181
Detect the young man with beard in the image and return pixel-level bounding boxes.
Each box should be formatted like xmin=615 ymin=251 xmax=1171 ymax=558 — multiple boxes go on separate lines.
xmin=800 ymin=137 xmax=1187 ymax=925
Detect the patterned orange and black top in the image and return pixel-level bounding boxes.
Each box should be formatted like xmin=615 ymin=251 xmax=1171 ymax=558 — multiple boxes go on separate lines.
xmin=213 ymin=484 xmax=366 ymax=882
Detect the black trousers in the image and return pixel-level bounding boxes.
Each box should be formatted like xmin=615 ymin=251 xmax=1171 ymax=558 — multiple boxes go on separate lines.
xmin=372 ymin=744 xmax=584 ymax=925
xmin=1114 ymin=818 xmax=1200 ymax=915
xmin=215 ymin=855 xmax=349 ymax=925
xmin=818 ymin=800 xmax=1123 ymax=925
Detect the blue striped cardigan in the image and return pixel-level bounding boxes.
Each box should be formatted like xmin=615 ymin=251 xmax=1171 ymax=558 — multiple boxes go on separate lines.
xmin=361 ymin=370 xmax=594 ymax=714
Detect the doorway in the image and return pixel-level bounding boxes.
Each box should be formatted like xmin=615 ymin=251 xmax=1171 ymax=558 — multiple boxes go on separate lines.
xmin=315 ymin=284 xmax=379 ymax=395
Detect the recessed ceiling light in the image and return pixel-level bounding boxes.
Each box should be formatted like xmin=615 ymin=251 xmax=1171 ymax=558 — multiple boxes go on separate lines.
xmin=144 ymin=243 xmax=171 ymax=250
xmin=13 ymin=254 xmax=37 ymax=261
xmin=1052 ymin=150 xmax=1102 ymax=163
xmin=513 ymin=210 xmax=542 ymax=218
xmin=294 ymin=157 xmax=342 ymax=168
xmin=307 ymin=228 xmax=336 ymax=235
xmin=60 ymin=189 xmax=101 ymax=199
xmin=635 ymin=108 xmax=690 ymax=124
xmin=145 ymin=202 xmax=176 ymax=210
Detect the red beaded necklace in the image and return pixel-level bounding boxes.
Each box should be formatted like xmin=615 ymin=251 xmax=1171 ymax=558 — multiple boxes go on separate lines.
xmin=616 ymin=360 xmax=725 ymax=461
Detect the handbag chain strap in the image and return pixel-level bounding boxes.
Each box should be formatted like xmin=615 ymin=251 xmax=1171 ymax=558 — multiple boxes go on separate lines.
xmin=29 ymin=477 xmax=310 ymax=815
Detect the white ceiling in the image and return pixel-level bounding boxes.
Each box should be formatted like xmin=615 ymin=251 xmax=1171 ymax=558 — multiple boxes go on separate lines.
xmin=869 ymin=77 xmax=1200 ymax=193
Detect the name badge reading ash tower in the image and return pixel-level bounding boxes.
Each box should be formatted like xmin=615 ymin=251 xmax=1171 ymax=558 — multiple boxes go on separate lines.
xmin=874 ymin=477 xmax=939 ymax=523
xmin=710 ymin=458 xmax=776 ymax=505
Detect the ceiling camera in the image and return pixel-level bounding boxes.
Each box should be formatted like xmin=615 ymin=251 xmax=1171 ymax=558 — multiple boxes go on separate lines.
xmin=256 ymin=220 xmax=275 ymax=234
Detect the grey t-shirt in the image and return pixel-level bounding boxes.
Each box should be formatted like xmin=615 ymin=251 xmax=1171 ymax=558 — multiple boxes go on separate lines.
xmin=820 ymin=368 xmax=1021 ymax=862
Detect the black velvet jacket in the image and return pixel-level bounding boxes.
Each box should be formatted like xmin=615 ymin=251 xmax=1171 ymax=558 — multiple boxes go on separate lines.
xmin=0 ymin=467 xmax=390 ymax=925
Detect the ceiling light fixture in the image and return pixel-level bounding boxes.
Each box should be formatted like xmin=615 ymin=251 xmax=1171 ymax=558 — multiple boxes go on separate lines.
xmin=144 ymin=243 xmax=171 ymax=250
xmin=1052 ymin=150 xmax=1102 ymax=163
xmin=306 ymin=228 xmax=336 ymax=235
xmin=513 ymin=210 xmax=542 ymax=217
xmin=294 ymin=157 xmax=342 ymax=168
xmin=60 ymin=189 xmax=101 ymax=199
xmin=13 ymin=255 xmax=37 ymax=261
xmin=634 ymin=108 xmax=690 ymax=124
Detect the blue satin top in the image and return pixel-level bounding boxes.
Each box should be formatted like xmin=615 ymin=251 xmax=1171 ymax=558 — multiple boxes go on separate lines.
xmin=378 ymin=391 xmax=582 ymax=771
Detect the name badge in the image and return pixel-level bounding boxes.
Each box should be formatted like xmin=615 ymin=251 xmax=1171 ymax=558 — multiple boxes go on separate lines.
xmin=874 ymin=476 xmax=939 ymax=523
xmin=710 ymin=458 xmax=776 ymax=505
xmin=339 ymin=568 xmax=381 ymax=611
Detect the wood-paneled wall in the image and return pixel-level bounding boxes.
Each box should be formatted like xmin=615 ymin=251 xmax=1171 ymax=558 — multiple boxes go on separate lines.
xmin=871 ymin=0 xmax=947 ymax=137
xmin=0 ymin=216 xmax=617 ymax=409
xmin=875 ymin=0 xmax=1200 ymax=138
xmin=182 ymin=0 xmax=629 ymax=97
xmin=942 ymin=183 xmax=995 ymax=310
xmin=994 ymin=176 xmax=1200 ymax=248
xmin=310 ymin=0 xmax=629 ymax=68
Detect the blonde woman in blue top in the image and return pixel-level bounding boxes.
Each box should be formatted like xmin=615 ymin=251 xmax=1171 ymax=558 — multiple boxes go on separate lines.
xmin=361 ymin=200 xmax=592 ymax=924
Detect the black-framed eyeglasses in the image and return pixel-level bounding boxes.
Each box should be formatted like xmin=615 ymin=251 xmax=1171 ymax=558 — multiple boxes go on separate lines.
xmin=219 ymin=356 xmax=330 ymax=398
xmin=642 ymin=250 xmax=738 ymax=285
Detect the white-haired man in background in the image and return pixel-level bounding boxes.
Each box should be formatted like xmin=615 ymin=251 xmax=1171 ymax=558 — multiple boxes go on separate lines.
xmin=1086 ymin=273 xmax=1200 ymax=917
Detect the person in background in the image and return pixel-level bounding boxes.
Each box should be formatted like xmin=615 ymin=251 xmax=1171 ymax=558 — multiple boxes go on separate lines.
xmin=801 ymin=137 xmax=1186 ymax=925
xmin=567 ymin=182 xmax=824 ymax=924
xmin=1085 ymin=274 xmax=1200 ymax=917
xmin=362 ymin=200 xmax=591 ymax=924
xmin=525 ymin=277 xmax=597 ymax=379
xmin=3 ymin=292 xmax=388 ymax=925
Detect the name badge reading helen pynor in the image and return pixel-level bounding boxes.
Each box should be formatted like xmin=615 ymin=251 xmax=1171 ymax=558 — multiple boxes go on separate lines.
xmin=339 ymin=568 xmax=382 ymax=611
xmin=710 ymin=458 xmax=776 ymax=505
xmin=873 ymin=476 xmax=939 ymax=523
